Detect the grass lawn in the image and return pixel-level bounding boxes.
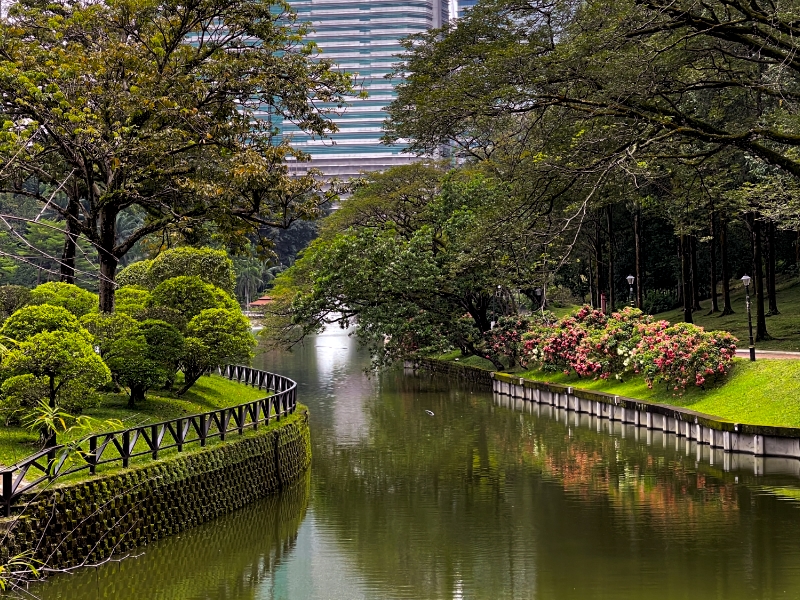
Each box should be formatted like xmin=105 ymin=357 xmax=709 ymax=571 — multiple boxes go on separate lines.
xmin=518 ymin=359 xmax=800 ymax=428
xmin=0 ymin=374 xmax=269 ymax=470
xmin=656 ymin=277 xmax=800 ymax=352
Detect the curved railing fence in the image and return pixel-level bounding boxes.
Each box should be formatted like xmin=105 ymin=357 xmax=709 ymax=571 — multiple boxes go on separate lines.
xmin=0 ymin=365 xmax=297 ymax=517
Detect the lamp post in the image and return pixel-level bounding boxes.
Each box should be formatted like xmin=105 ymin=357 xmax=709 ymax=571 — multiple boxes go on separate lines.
xmin=626 ymin=275 xmax=635 ymax=307
xmin=741 ymin=275 xmax=756 ymax=361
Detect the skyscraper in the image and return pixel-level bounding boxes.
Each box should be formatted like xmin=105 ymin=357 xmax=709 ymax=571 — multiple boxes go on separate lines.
xmin=279 ymin=0 xmax=450 ymax=179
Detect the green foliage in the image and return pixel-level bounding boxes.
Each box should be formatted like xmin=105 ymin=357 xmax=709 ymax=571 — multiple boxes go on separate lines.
xmin=0 ymin=285 xmax=32 ymax=321
xmin=132 ymin=306 xmax=188 ymax=332
xmin=0 ymin=304 xmax=87 ymax=342
xmin=266 ymin=168 xmax=529 ymax=368
xmin=1 ymin=331 xmax=111 ymax=421
xmin=105 ymin=335 xmax=168 ymax=406
xmin=148 ymin=276 xmax=236 ymax=321
xmin=0 ymin=0 xmax=355 ymax=311
xmin=80 ymin=312 xmax=140 ymax=357
xmin=147 ymin=248 xmax=236 ymax=294
xmin=115 ymin=286 xmax=151 ymax=315
xmin=179 ymin=309 xmax=255 ymax=394
xmin=30 ymin=282 xmax=98 ymax=317
xmin=116 ymin=260 xmax=153 ymax=288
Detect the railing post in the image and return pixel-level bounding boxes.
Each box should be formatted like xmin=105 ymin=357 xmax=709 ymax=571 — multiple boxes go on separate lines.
xmin=47 ymin=448 xmax=55 ymax=480
xmin=2 ymin=470 xmax=11 ymax=517
xmin=199 ymin=414 xmax=207 ymax=447
xmin=176 ymin=418 xmax=184 ymax=452
xmin=151 ymin=425 xmax=159 ymax=460
xmin=89 ymin=436 xmax=97 ymax=474
xmin=121 ymin=430 xmax=130 ymax=468
xmin=238 ymin=406 xmax=245 ymax=435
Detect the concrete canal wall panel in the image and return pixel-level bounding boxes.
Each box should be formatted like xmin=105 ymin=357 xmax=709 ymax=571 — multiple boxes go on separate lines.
xmin=0 ymin=414 xmax=311 ymax=571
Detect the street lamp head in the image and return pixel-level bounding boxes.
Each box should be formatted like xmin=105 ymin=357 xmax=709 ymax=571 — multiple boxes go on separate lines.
xmin=626 ymin=275 xmax=634 ymax=285
xmin=741 ymin=274 xmax=751 ymax=287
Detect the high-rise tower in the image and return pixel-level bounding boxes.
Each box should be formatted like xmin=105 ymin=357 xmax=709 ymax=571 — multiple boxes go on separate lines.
xmin=279 ymin=0 xmax=449 ymax=179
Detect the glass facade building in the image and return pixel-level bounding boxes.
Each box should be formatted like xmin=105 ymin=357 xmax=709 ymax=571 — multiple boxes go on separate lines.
xmin=279 ymin=0 xmax=449 ymax=179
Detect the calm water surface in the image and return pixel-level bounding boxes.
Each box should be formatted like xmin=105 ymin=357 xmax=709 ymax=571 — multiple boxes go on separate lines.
xmin=31 ymin=327 xmax=800 ymax=599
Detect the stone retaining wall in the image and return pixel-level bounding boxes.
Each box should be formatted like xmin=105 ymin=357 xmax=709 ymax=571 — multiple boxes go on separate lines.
xmin=0 ymin=411 xmax=311 ymax=571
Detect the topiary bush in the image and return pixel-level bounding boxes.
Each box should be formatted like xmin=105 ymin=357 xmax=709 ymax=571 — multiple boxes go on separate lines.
xmin=29 ymin=282 xmax=97 ymax=317
xmin=147 ymin=276 xmax=235 ymax=321
xmin=1 ymin=305 xmax=88 ymax=342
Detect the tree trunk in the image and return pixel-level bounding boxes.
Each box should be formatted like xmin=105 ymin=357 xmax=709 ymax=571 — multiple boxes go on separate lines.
xmin=606 ymin=204 xmax=614 ymax=312
xmin=749 ymin=214 xmax=770 ymax=341
xmin=690 ymin=235 xmax=702 ymax=311
xmin=594 ymin=214 xmax=603 ymax=308
xmin=767 ymin=221 xmax=779 ymax=315
xmin=680 ymin=234 xmax=693 ymax=324
xmin=42 ymin=375 xmax=58 ymax=449
xmin=97 ymin=207 xmax=119 ymax=313
xmin=128 ymin=384 xmax=147 ymax=408
xmin=59 ymin=196 xmax=81 ymax=284
xmin=176 ymin=371 xmax=203 ymax=396
xmin=634 ymin=205 xmax=643 ymax=309
xmin=708 ymin=211 xmax=719 ymax=314
xmin=720 ymin=217 xmax=734 ymax=315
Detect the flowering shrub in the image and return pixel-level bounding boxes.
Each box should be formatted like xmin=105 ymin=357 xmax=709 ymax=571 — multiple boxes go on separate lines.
xmin=515 ymin=305 xmax=737 ymax=392
xmin=485 ymin=313 xmax=556 ymax=368
xmin=577 ymin=308 xmax=657 ymax=378
xmin=629 ymin=322 xmax=737 ymax=391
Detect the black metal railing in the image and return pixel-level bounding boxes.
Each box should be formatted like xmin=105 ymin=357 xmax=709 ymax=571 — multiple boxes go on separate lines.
xmin=0 ymin=365 xmax=297 ymax=517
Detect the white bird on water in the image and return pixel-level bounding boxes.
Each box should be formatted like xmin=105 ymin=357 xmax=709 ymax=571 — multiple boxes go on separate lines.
xmin=425 ymin=410 xmax=435 ymax=416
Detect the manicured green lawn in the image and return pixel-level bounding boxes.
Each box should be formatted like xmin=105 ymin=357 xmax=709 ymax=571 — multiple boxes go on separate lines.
xmin=656 ymin=277 xmax=800 ymax=352
xmin=518 ymin=359 xmax=800 ymax=428
xmin=0 ymin=374 xmax=269 ymax=469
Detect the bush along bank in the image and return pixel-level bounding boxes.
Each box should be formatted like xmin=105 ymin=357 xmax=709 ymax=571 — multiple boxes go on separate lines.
xmin=0 ymin=409 xmax=310 ymax=573
xmin=485 ymin=306 xmax=737 ymax=393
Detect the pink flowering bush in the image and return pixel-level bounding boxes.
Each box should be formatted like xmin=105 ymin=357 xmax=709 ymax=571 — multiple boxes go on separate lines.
xmin=577 ymin=308 xmax=656 ymax=378
xmin=485 ymin=313 xmax=555 ymax=368
xmin=517 ymin=305 xmax=737 ymax=391
xmin=521 ymin=306 xmax=606 ymax=373
xmin=628 ymin=322 xmax=737 ymax=391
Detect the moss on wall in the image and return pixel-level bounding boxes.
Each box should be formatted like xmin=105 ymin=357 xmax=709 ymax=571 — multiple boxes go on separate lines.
xmin=0 ymin=410 xmax=311 ymax=571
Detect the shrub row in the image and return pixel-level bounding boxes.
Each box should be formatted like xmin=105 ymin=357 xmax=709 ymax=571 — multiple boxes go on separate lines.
xmin=484 ymin=306 xmax=737 ymax=392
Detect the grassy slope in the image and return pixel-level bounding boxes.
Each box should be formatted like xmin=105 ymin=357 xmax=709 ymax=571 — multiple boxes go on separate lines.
xmin=0 ymin=374 xmax=268 ymax=469
xmin=656 ymin=277 xmax=800 ymax=351
xmin=518 ymin=359 xmax=800 ymax=428
xmin=437 ymin=351 xmax=800 ymax=428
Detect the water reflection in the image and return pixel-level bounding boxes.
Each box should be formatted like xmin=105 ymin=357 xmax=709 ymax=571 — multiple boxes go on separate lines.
xmin=32 ymin=472 xmax=310 ymax=600
xmin=25 ymin=328 xmax=800 ymax=599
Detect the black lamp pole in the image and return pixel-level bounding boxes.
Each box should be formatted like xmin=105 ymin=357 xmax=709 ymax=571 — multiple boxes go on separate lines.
xmin=742 ymin=275 xmax=756 ymax=361
xmin=626 ymin=275 xmax=635 ymax=307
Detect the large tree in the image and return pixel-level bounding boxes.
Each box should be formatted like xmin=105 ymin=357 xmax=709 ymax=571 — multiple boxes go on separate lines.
xmin=0 ymin=0 xmax=353 ymax=311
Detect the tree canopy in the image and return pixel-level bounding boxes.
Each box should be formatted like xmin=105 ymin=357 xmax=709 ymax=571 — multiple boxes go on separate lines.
xmin=0 ymin=0 xmax=354 ymax=310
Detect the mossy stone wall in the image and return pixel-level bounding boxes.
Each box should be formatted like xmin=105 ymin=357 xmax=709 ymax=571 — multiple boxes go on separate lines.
xmin=0 ymin=412 xmax=311 ymax=571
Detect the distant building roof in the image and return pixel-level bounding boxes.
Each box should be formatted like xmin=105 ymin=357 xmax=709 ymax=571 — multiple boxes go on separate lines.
xmin=248 ymin=295 xmax=273 ymax=308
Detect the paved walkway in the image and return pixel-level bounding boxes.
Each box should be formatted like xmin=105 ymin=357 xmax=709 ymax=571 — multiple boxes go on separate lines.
xmin=735 ymin=349 xmax=800 ymax=360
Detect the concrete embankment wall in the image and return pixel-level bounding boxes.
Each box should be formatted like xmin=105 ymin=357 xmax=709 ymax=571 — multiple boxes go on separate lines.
xmin=410 ymin=359 xmax=800 ymax=467
xmin=0 ymin=413 xmax=311 ymax=571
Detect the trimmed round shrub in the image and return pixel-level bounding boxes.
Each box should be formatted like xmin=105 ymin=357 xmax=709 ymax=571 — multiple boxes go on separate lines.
xmin=30 ymin=282 xmax=97 ymax=317
xmin=115 ymin=286 xmax=151 ymax=315
xmin=1 ymin=305 xmax=87 ymax=342
xmin=116 ymin=260 xmax=153 ymax=288
xmin=148 ymin=276 xmax=236 ymax=321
